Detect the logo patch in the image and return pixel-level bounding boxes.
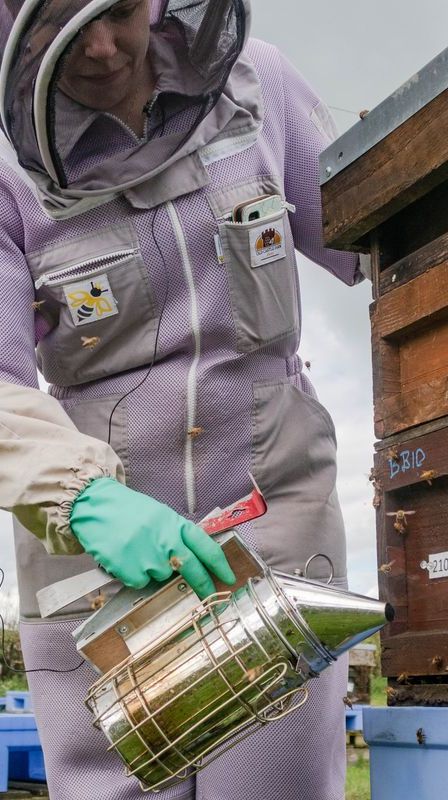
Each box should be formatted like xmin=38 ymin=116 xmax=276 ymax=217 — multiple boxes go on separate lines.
xmin=64 ymin=275 xmax=118 ymax=326
xmin=249 ymin=218 xmax=286 ymax=268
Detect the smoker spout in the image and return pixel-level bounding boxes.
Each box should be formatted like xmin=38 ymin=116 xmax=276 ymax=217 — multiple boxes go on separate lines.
xmin=273 ymin=571 xmax=394 ymax=662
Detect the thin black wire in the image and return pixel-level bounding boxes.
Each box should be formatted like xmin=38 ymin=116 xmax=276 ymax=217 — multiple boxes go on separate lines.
xmin=1 ymin=114 xmax=171 ymax=674
xmin=0 ymin=120 xmax=171 ymax=676
xmin=0 ymin=568 xmax=85 ymax=675
xmin=107 ymin=112 xmax=169 ymax=445
xmin=107 ymin=203 xmax=169 ymax=444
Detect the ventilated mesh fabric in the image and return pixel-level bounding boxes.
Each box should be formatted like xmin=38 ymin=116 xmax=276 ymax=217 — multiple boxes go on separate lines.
xmin=0 ymin=4 xmax=13 ymax=53
xmin=20 ymin=617 xmax=347 ymax=800
xmin=20 ymin=618 xmax=196 ymax=800
xmin=0 ymin=0 xmax=163 ymax=58
xmin=1 ymin=37 xmax=361 ymax=797
xmin=197 ymin=652 xmax=348 ymax=800
xmin=1 ymin=0 xmax=245 ymax=190
xmin=0 ymin=37 xmax=359 ymax=519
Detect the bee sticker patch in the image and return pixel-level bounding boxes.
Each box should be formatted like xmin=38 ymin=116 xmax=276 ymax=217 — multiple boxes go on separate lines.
xmin=249 ymin=218 xmax=286 ymax=268
xmin=64 ymin=275 xmax=118 ymax=326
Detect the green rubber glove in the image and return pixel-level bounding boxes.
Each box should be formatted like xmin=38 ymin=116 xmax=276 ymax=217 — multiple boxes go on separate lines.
xmin=70 ymin=477 xmax=236 ymax=599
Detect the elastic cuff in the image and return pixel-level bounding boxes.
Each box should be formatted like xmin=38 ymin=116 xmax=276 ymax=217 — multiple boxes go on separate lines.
xmin=45 ymin=462 xmax=113 ymax=555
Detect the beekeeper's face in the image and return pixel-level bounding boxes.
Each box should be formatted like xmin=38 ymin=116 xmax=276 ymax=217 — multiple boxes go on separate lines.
xmin=58 ymin=0 xmax=152 ymax=111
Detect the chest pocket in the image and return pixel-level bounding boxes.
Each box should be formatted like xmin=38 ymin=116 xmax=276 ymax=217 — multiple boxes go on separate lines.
xmin=27 ymin=221 xmax=158 ymax=387
xmin=210 ymin=177 xmax=300 ymax=353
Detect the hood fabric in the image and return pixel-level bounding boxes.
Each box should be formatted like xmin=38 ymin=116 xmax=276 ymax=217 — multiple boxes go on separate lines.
xmin=0 ymin=0 xmax=262 ymax=217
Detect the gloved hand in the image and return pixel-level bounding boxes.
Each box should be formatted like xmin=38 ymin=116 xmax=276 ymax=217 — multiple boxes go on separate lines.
xmin=70 ymin=477 xmax=236 ymax=599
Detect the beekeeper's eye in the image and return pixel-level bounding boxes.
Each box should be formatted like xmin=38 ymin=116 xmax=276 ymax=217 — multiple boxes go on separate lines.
xmin=108 ymin=0 xmax=142 ymax=21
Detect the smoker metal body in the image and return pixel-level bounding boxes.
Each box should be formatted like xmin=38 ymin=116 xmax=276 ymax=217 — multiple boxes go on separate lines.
xmin=72 ymin=533 xmax=392 ymax=793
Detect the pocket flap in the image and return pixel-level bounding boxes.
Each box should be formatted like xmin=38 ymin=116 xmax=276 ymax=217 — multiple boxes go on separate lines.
xmin=26 ymin=221 xmax=140 ymax=279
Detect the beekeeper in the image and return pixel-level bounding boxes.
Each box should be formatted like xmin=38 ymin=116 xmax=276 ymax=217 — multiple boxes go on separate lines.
xmin=0 ymin=1 xmax=365 ymax=798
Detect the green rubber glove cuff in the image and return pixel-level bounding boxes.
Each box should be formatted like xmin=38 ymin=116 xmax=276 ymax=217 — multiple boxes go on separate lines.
xmin=70 ymin=477 xmax=236 ymax=599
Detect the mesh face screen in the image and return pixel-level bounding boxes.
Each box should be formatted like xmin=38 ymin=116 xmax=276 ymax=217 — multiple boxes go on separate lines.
xmin=1 ymin=0 xmax=245 ymax=190
xmin=51 ymin=0 xmax=155 ymax=185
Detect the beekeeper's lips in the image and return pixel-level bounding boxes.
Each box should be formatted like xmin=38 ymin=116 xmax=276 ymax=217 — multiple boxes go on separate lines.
xmin=77 ymin=63 xmax=130 ymax=87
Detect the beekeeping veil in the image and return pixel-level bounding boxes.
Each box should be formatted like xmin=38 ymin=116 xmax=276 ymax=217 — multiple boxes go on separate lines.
xmin=0 ymin=0 xmax=261 ymax=217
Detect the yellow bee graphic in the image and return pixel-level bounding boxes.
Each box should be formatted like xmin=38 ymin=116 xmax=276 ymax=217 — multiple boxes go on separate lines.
xmin=67 ymin=282 xmax=113 ymax=323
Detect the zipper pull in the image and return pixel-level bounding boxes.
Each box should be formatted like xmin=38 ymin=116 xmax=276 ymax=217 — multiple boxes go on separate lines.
xmin=214 ymin=234 xmax=225 ymax=265
xmin=283 ymin=201 xmax=296 ymax=214
xmin=35 ymin=274 xmax=49 ymax=290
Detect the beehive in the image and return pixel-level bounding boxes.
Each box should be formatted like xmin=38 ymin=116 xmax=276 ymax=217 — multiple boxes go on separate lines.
xmin=320 ymin=47 xmax=448 ymax=704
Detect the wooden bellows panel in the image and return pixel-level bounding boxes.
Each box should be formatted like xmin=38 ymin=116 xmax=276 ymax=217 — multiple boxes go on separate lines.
xmin=80 ymin=535 xmax=263 ymax=675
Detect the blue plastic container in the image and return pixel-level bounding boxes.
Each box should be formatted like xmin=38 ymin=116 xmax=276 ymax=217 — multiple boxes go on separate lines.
xmin=5 ymin=690 xmax=33 ymax=713
xmin=0 ymin=713 xmax=46 ymax=791
xmin=345 ymin=704 xmax=367 ymax=732
xmin=363 ymin=707 xmax=448 ymax=800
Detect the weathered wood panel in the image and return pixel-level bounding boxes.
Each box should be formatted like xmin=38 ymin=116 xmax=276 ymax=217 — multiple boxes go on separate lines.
xmin=374 ymin=427 xmax=448 ymax=688
xmin=382 ymin=631 xmax=448 ymax=680
xmin=372 ymin=180 xmax=448 ymax=298
xmin=349 ymin=647 xmax=376 ymax=668
xmin=321 ymin=89 xmax=448 ymax=250
xmin=379 ymin=232 xmax=448 ymax=297
xmin=387 ymin=680 xmax=448 ymax=707
xmin=371 ymin=261 xmax=448 ymax=438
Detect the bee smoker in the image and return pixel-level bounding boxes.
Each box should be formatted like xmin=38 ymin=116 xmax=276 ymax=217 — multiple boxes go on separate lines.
xmin=38 ymin=484 xmax=393 ymax=793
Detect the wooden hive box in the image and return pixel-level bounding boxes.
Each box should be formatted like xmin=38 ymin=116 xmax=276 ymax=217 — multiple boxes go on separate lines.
xmin=320 ymin=47 xmax=448 ymax=704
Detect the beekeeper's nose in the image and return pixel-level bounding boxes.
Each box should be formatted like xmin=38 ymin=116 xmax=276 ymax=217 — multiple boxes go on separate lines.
xmin=82 ymin=20 xmax=119 ymax=61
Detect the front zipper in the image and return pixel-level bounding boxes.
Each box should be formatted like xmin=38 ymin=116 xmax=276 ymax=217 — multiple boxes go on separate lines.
xmin=34 ymin=248 xmax=138 ymax=290
xmin=166 ymin=200 xmax=200 ymax=516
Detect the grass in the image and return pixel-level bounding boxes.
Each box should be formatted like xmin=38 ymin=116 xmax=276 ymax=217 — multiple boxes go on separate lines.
xmin=0 ymin=674 xmax=28 ymax=693
xmin=370 ymin=674 xmax=387 ymax=706
xmin=346 ymin=638 xmax=388 ymax=800
xmin=346 ymin=755 xmax=371 ymax=800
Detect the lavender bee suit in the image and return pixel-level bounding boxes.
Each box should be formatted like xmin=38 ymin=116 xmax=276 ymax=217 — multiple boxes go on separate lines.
xmin=0 ymin=1 xmax=365 ymax=798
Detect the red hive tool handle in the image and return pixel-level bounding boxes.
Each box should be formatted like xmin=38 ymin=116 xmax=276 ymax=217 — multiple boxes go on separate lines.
xmin=199 ymin=474 xmax=267 ymax=536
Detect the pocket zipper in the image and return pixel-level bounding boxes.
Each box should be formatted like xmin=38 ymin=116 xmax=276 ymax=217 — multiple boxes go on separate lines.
xmin=35 ymin=248 xmax=138 ymax=290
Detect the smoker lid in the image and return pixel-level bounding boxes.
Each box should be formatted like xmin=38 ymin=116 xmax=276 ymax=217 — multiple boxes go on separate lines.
xmin=320 ymin=46 xmax=448 ymax=186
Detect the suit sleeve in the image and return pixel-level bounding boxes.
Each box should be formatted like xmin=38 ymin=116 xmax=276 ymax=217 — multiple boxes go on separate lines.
xmin=0 ymin=178 xmax=125 ymax=555
xmin=280 ymin=50 xmax=366 ymax=286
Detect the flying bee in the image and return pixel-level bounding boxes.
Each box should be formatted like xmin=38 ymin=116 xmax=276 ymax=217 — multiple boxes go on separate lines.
xmin=387 ymin=446 xmax=399 ymax=463
xmin=188 ymin=427 xmax=205 ymax=438
xmin=368 ymin=468 xmax=377 ymax=484
xmin=67 ymin=281 xmax=113 ymax=322
xmin=386 ymin=509 xmax=416 ymax=535
xmin=386 ymin=686 xmax=398 ymax=702
xmin=378 ymin=560 xmax=396 ymax=575
xmin=81 ymin=336 xmax=101 ymax=350
xmin=416 ymin=728 xmax=426 ymax=746
xmin=88 ymin=591 xmax=107 ymax=611
xmin=420 ymin=469 xmax=437 ymax=486
xmin=31 ymin=300 xmax=46 ymax=311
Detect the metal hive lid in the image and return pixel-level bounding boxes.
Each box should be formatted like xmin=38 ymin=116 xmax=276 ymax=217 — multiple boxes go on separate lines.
xmin=320 ymin=46 xmax=448 ymax=186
